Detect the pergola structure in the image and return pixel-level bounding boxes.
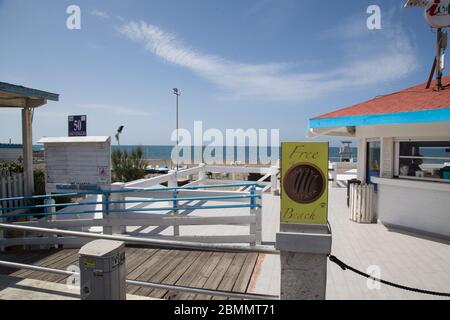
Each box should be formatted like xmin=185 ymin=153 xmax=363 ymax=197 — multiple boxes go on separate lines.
xmin=0 ymin=82 xmax=59 ymax=195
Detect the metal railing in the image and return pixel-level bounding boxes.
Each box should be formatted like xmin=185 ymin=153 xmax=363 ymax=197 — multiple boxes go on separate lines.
xmin=0 ymin=221 xmax=279 ymax=300
xmin=0 ymin=259 xmax=279 ymax=300
xmin=0 ymin=223 xmax=277 ymax=254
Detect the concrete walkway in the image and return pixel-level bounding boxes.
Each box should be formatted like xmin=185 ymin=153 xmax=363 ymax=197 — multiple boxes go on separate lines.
xmin=249 ymin=187 xmax=450 ymax=300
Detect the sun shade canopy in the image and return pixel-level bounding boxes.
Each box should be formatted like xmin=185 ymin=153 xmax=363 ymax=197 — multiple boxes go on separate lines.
xmin=0 ymin=82 xmax=59 ymax=108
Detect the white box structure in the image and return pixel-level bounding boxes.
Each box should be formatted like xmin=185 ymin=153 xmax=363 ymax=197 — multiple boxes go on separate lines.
xmin=38 ymin=136 xmax=111 ymax=193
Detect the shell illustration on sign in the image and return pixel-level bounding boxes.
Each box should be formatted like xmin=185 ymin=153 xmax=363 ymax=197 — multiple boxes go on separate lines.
xmin=283 ymin=163 xmax=326 ymax=204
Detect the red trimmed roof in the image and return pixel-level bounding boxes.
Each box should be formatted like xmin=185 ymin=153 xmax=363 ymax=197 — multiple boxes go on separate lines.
xmin=313 ymin=76 xmax=450 ymax=119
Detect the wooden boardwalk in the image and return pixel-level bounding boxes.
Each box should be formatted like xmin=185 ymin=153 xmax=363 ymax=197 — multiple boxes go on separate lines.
xmin=0 ymin=247 xmax=261 ymax=300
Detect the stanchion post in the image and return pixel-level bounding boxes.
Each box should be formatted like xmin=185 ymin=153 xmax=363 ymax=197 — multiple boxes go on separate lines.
xmin=276 ymin=224 xmax=331 ymax=300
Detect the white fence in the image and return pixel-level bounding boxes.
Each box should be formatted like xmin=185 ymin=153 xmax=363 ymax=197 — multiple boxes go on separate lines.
xmin=0 ymin=171 xmax=25 ymax=212
xmin=330 ymin=162 xmax=358 ymax=188
xmin=127 ymin=163 xmax=279 ymax=193
xmin=0 ymin=164 xmax=278 ymax=249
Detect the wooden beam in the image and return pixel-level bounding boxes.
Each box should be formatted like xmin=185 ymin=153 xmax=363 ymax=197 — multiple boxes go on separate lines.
xmin=21 ymin=107 xmax=34 ymax=195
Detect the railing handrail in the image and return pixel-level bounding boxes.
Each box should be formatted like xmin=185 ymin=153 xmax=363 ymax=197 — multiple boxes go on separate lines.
xmin=0 ymin=203 xmax=261 ymax=220
xmin=0 ymin=223 xmax=278 ymax=254
xmin=0 ymin=182 xmax=263 ymax=202
xmin=0 ymin=259 xmax=279 ymax=300
xmin=0 ymin=194 xmax=261 ymax=213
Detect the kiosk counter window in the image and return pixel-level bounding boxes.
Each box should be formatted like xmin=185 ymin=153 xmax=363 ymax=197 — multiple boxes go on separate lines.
xmin=396 ymin=140 xmax=450 ymax=183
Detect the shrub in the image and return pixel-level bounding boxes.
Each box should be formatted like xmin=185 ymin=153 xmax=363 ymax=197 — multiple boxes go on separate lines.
xmin=112 ymin=147 xmax=147 ymax=182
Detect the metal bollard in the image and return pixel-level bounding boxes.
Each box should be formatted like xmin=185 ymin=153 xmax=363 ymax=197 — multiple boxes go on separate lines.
xmin=79 ymin=239 xmax=126 ymax=300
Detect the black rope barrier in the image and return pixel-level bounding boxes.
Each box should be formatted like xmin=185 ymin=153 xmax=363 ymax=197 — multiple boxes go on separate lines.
xmin=328 ymin=255 xmax=450 ymax=298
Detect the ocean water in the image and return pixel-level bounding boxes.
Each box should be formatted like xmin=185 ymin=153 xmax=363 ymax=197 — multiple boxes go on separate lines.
xmin=112 ymin=145 xmax=358 ymax=163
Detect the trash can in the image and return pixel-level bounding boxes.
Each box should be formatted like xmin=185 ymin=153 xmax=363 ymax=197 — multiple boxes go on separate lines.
xmin=349 ymin=184 xmax=376 ymax=224
xmin=347 ymin=179 xmax=361 ymax=207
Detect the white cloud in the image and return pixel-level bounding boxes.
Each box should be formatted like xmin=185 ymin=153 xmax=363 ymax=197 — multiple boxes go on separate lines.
xmin=118 ymin=17 xmax=417 ymax=104
xmin=32 ymin=104 xmax=152 ymax=118
xmin=78 ymin=104 xmax=152 ymax=117
xmin=90 ymin=9 xmax=110 ymax=19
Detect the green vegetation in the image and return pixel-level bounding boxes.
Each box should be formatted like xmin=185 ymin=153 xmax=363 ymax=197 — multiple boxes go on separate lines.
xmin=0 ymin=161 xmax=72 ymax=209
xmin=0 ymin=161 xmax=23 ymax=173
xmin=111 ymin=147 xmax=147 ymax=183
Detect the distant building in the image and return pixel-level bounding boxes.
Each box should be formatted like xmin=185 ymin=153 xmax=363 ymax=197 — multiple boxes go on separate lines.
xmin=0 ymin=143 xmax=23 ymax=162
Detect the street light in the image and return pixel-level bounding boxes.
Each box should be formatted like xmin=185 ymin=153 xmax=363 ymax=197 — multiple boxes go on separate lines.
xmin=115 ymin=125 xmax=124 ymax=146
xmin=173 ymin=88 xmax=181 ymax=171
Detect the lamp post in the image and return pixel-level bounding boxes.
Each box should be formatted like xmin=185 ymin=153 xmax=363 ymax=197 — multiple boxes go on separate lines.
xmin=173 ymin=88 xmax=181 ymax=171
xmin=115 ymin=125 xmax=124 ymax=146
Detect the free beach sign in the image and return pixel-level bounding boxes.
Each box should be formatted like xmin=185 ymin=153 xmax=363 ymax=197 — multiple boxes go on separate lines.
xmin=281 ymin=142 xmax=329 ymax=225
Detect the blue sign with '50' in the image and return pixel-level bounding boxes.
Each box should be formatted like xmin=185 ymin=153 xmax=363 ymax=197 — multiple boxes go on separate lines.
xmin=68 ymin=115 xmax=87 ymax=136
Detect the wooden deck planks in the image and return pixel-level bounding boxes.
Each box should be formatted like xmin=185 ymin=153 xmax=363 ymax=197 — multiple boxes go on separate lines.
xmin=229 ymin=252 xmax=259 ymax=300
xmin=176 ymin=252 xmax=224 ymax=300
xmin=131 ymin=250 xmax=191 ymax=297
xmin=194 ymin=252 xmax=236 ymax=300
xmin=212 ymin=253 xmax=248 ymax=300
xmin=147 ymin=250 xmax=203 ymax=299
xmin=127 ymin=249 xmax=177 ymax=294
xmin=0 ymin=247 xmax=261 ymax=300
xmin=163 ymin=251 xmax=214 ymax=300
xmin=14 ymin=249 xmax=76 ymax=279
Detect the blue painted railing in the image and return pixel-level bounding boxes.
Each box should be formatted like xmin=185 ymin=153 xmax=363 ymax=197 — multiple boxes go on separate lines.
xmin=0 ymin=183 xmax=263 ymax=202
xmin=0 ymin=183 xmax=262 ymax=220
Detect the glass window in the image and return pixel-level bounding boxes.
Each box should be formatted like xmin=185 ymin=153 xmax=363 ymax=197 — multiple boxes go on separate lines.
xmin=366 ymin=141 xmax=380 ymax=184
xmin=398 ymin=141 xmax=450 ymax=182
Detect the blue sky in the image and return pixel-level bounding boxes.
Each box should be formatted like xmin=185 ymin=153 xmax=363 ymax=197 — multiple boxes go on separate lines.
xmin=0 ymin=0 xmax=440 ymax=146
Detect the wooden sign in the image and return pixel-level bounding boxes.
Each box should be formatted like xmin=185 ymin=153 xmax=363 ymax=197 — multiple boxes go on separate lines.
xmin=281 ymin=142 xmax=329 ymax=225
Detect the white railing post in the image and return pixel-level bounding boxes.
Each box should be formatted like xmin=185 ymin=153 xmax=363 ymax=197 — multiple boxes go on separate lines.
xmin=102 ymin=189 xmax=112 ymax=235
xmin=270 ymin=166 xmax=279 ymax=195
xmin=197 ymin=163 xmax=207 ymax=186
xmin=331 ymin=163 xmax=338 ymax=188
xmin=249 ymin=185 xmax=262 ymax=246
xmin=168 ymin=171 xmax=179 ymax=237
xmin=109 ymin=183 xmax=126 ymax=234
xmin=18 ymin=173 xmax=24 ymax=207
xmin=44 ymin=198 xmax=57 ymax=249
xmin=255 ymin=189 xmax=262 ymax=245
xmin=6 ymin=174 xmax=12 ymax=210
xmin=0 ymin=204 xmax=4 ymax=252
